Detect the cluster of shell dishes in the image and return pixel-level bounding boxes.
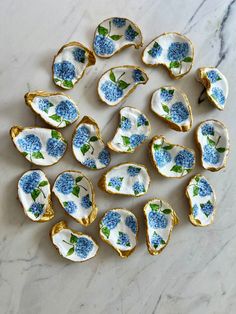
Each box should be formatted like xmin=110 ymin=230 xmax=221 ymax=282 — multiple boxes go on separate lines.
xmin=11 ymin=17 xmax=229 ymax=261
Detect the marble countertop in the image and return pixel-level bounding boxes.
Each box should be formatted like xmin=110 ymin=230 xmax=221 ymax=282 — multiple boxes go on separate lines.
xmin=1 ymin=0 xmax=236 ymax=313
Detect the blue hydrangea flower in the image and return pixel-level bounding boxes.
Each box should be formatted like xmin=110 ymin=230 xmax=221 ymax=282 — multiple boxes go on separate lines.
xmin=73 ymin=126 xmax=90 ymax=148
xmin=20 ymin=171 xmax=41 ymax=193
xmin=81 ymin=194 xmax=92 ymax=209
xmin=18 ymin=134 xmax=42 ymax=153
xmin=102 ymin=211 xmax=121 ymax=229
xmin=170 ymin=102 xmax=189 ymax=123
xmin=151 ymin=232 xmax=164 ymax=248
xmin=200 ymin=201 xmax=214 ymax=217
xmin=101 ymin=81 xmax=123 ymax=102
xmin=38 ymin=98 xmax=52 ymax=112
xmin=83 ymin=158 xmax=96 ymax=169
xmin=132 ymin=182 xmax=145 ymax=195
xmin=198 ymin=178 xmax=213 ymax=197
xmin=211 ymin=87 xmax=225 ymax=105
xmin=117 ymin=232 xmax=130 ymax=246
xmin=64 ymin=201 xmax=77 ymax=214
xmin=132 ymin=69 xmax=144 ymax=82
xmin=125 ymin=25 xmax=138 ymax=41
xmin=137 ymin=114 xmax=148 ymax=126
xmin=72 ymin=47 xmax=85 ymax=63
xmin=167 ymin=42 xmax=189 ymax=62
xmin=55 ymin=173 xmax=75 ymax=195
xmin=98 ymin=149 xmax=110 ymax=166
xmin=148 ymin=42 xmax=162 ymax=58
xmin=29 ymin=202 xmax=44 ymax=217
xmin=54 ymin=61 xmax=76 ymax=81
xmin=55 ymin=100 xmax=78 ymax=121
xmin=154 ymin=149 xmax=172 ymax=168
xmin=174 ymin=150 xmax=194 ymax=169
xmin=112 ymin=18 xmax=126 ymax=28
xmin=108 ymin=177 xmax=123 ymax=190
xmin=46 ymin=138 xmax=66 ymax=157
xmin=130 ymin=134 xmax=146 ymax=148
xmin=192 ymin=204 xmax=198 ymax=217
xmin=127 ymin=166 xmax=141 ymax=177
xmin=120 ymin=117 xmax=132 ymax=130
xmin=207 ymin=70 xmax=221 ymax=83
xmin=75 ymin=237 xmax=93 ymax=259
xmin=201 ymin=123 xmax=214 ymax=136
xmin=160 ymin=88 xmax=174 ymax=102
xmin=94 ymin=35 xmax=115 ymax=55
xmin=125 ymin=215 xmax=137 ymax=234
xmin=148 ymin=211 xmax=168 ymax=229
xmin=203 ymin=145 xmax=220 ymax=165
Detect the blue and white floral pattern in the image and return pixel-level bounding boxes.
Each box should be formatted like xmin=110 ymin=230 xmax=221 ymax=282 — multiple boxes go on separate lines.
xmin=125 ymin=215 xmax=137 ymax=234
xmin=147 ymin=42 xmax=163 ymax=58
xmin=63 ymin=201 xmax=77 ymax=214
xmin=211 ymin=87 xmax=225 ymax=106
xmin=63 ymin=233 xmax=94 ymax=259
xmin=108 ymin=176 xmax=124 ymax=191
xmin=72 ymin=47 xmax=86 ymax=63
xmin=54 ymin=61 xmax=76 ymax=88
xmin=132 ymin=181 xmax=145 ymax=196
xmin=117 ymin=232 xmax=131 ymax=247
xmin=127 ymin=166 xmax=141 ymax=177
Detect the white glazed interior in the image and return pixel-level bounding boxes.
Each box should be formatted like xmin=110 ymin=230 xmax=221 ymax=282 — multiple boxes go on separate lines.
xmin=108 ymin=106 xmax=150 ymax=152
xmin=18 ymin=170 xmax=50 ymax=221
xmin=143 ymin=33 xmax=193 ymax=77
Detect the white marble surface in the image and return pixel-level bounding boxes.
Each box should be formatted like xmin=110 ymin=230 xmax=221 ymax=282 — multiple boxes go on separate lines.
xmin=1 ymin=0 xmax=236 ymax=313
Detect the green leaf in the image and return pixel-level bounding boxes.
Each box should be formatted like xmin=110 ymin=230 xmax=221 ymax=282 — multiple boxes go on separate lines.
xmin=169 ymin=61 xmax=180 ymax=69
xmin=63 ymin=80 xmax=73 ymax=89
xmin=193 ymin=186 xmax=199 ymax=196
xmin=118 ymin=80 xmax=130 ymax=90
xmin=39 ymin=181 xmax=48 ymax=187
xmin=110 ymin=34 xmax=123 ymax=40
xmin=63 ymin=201 xmax=68 ymax=207
xmin=161 ymin=239 xmax=166 ymax=245
xmin=169 ymin=89 xmax=174 ymax=95
xmin=89 ymin=136 xmax=98 ymax=142
xmin=150 ymin=203 xmax=159 ymax=212
xmin=195 ymin=175 xmax=200 ymax=182
xmin=207 ymin=136 xmax=216 ymax=146
xmin=51 ymin=130 xmax=61 ymax=139
xmin=102 ymin=226 xmax=110 ymax=239
xmin=154 ymin=144 xmax=162 ymax=151
xmin=162 ymin=104 xmax=170 ymax=113
xmin=170 ymin=165 xmax=183 ymax=173
xmin=216 ymin=147 xmax=226 ymax=153
xmin=80 ymin=144 xmax=90 ymax=155
xmin=66 ymin=247 xmax=74 ymax=256
xmin=163 ymin=145 xmax=173 ymax=150
xmin=153 ymin=42 xmax=161 ymax=49
xmin=70 ymin=234 xmax=78 ymax=244
xmin=54 ymin=78 xmax=61 ymax=82
xmin=162 ymin=209 xmax=171 ymax=214
xmin=98 ymin=25 xmax=108 ymax=36
xmin=32 ymin=151 xmax=44 ymax=159
xmin=31 ymin=189 xmax=40 ymax=201
xmin=217 ymin=76 xmax=222 ymax=81
xmin=145 ymin=120 xmax=149 ymax=125
xmin=122 ymin=136 xmax=130 ymax=146
xmin=22 ymin=152 xmax=28 ymax=157
xmin=183 ymin=57 xmax=193 ymax=62
xmin=109 ymin=70 xmax=116 ymax=82
xmin=72 ymin=185 xmax=80 ymax=197
xmin=126 ymin=242 xmax=131 ymax=247
xmin=76 ymin=176 xmax=83 ymax=183
xmin=64 ymin=120 xmax=71 ymax=126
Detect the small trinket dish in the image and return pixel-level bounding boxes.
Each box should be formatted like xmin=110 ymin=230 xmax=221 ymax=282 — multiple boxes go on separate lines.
xmin=72 ymin=116 xmax=111 ymax=170
xmin=25 ymin=91 xmax=79 ymax=128
xmin=10 ymin=126 xmax=67 ymax=166
xmin=197 ymin=67 xmax=228 ymax=110
xmin=53 ymin=170 xmax=97 ymax=226
xmin=108 ymin=106 xmax=151 ymax=153
xmin=98 ymin=162 xmax=150 ymax=196
xmin=151 ymin=86 xmax=192 ymax=131
xmin=93 ymin=17 xmax=142 ymax=58
xmin=150 ymin=135 xmax=195 ymax=178
xmin=97 ymin=66 xmax=148 ymax=106
xmin=196 ymin=119 xmax=229 ymax=171
xmin=143 ymin=199 xmax=178 ymax=255
xmin=51 ymin=221 xmax=98 ymax=262
xmin=142 ymin=32 xmax=194 ymax=79
xmin=186 ymin=174 xmax=216 ymax=227
xmin=18 ymin=169 xmax=54 ymax=222
xmin=52 ymin=42 xmax=96 ymax=89
xmin=99 ymin=208 xmax=138 ymax=258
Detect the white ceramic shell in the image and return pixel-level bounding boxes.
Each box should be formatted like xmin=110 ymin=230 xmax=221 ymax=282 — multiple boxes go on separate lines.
xmin=99 ymin=162 xmax=150 ymax=196
xmin=18 ymin=169 xmax=54 ymax=222
xmin=25 ymin=91 xmax=79 ymax=128
xmin=93 ymin=17 xmax=142 ymax=58
xmin=72 ymin=116 xmax=111 ymax=170
xmin=151 ymin=86 xmax=192 ymax=131
xmin=53 ymin=171 xmax=97 ymax=226
xmin=142 ymin=32 xmax=194 ymax=79
xmin=97 ymin=66 xmax=148 ymax=106
xmin=51 ymin=221 xmax=98 ymax=262
xmin=196 ymin=119 xmax=229 ymax=171
xmin=186 ymin=174 xmax=216 ymax=227
xmin=108 ymin=106 xmax=151 ymax=153
xmin=10 ymin=126 xmax=67 ymax=166
xmin=99 ymin=208 xmax=138 ymax=258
